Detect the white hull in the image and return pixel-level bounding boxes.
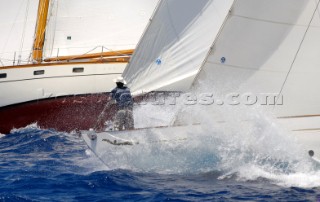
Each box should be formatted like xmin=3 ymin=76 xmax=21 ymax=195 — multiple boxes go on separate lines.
xmin=279 ymin=116 xmax=320 ymax=159
xmin=82 ymin=116 xmax=320 ymax=166
xmin=0 ymin=62 xmax=126 ymax=107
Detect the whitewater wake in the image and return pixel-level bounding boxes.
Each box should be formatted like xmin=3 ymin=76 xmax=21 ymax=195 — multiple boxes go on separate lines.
xmin=86 ymin=85 xmax=320 ymax=188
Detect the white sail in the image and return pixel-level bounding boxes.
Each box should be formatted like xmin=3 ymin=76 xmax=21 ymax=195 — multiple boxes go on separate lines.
xmin=43 ymin=0 xmax=159 ymax=58
xmin=124 ymin=0 xmax=320 ymax=118
xmin=193 ymin=0 xmax=320 ymax=117
xmin=0 ymin=0 xmax=39 ymax=66
xmin=123 ymin=0 xmax=235 ymax=95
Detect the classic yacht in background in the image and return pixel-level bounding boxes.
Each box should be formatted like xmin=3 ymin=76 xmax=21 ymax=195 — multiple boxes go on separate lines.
xmin=0 ymin=0 xmax=158 ymax=134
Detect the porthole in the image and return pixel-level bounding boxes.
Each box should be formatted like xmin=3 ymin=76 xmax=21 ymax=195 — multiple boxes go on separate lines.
xmin=34 ymin=70 xmax=45 ymax=75
xmin=0 ymin=73 xmax=7 ymax=78
xmin=73 ymin=67 xmax=84 ymax=73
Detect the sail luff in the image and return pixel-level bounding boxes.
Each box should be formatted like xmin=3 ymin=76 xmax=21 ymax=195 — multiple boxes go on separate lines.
xmin=190 ymin=0 xmax=237 ymax=89
xmin=32 ymin=0 xmax=50 ymax=63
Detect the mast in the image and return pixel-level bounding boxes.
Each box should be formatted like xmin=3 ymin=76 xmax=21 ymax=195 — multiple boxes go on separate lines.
xmin=32 ymin=0 xmax=50 ymax=63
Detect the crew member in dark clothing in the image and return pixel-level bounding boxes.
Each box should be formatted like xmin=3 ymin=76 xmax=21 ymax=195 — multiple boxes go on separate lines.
xmin=110 ymin=76 xmax=134 ymax=130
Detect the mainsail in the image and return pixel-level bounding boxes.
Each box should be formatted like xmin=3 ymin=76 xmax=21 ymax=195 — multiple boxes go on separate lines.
xmin=0 ymin=0 xmax=39 ymax=66
xmin=43 ymin=0 xmax=158 ymax=59
xmin=0 ymin=0 xmax=159 ymax=66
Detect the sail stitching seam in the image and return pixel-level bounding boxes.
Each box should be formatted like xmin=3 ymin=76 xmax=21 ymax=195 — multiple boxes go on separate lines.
xmin=233 ymin=14 xmax=316 ymax=27
xmin=206 ymin=61 xmax=287 ymax=73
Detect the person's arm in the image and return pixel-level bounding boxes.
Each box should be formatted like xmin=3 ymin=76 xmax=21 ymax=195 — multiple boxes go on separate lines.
xmin=110 ymin=88 xmax=117 ymax=100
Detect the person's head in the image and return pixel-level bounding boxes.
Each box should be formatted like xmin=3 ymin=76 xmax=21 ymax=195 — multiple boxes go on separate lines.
xmin=113 ymin=76 xmax=127 ymax=88
xmin=116 ymin=82 xmax=124 ymax=88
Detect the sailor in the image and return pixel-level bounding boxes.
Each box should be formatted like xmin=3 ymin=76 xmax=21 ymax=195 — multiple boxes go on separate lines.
xmin=110 ymin=76 xmax=134 ymax=131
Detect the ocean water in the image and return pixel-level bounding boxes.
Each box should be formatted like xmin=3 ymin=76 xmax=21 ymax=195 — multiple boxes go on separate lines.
xmin=1 ymin=123 xmax=320 ymax=202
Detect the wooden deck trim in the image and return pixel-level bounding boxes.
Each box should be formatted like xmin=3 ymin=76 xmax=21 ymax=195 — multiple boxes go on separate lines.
xmin=43 ymin=49 xmax=134 ymax=62
xmin=0 ymin=58 xmax=129 ymax=70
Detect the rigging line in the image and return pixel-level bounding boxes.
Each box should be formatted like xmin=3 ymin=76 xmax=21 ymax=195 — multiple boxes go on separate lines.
xmin=19 ymin=0 xmax=31 ymax=64
xmin=190 ymin=0 xmax=239 ymax=88
xmin=275 ymin=0 xmax=320 ymax=105
xmin=51 ymin=46 xmax=130 ymax=62
xmin=0 ymin=1 xmax=25 ymax=66
xmin=102 ymin=46 xmax=132 ymax=57
xmin=59 ymin=46 xmax=101 ymax=61
xmin=317 ymin=0 xmax=320 ymax=18
xmin=39 ymin=0 xmax=52 ymax=49
xmin=0 ymin=57 xmax=32 ymax=63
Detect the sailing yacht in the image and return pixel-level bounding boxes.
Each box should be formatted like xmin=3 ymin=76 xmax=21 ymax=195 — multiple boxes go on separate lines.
xmin=126 ymin=0 xmax=320 ymax=157
xmin=0 ymin=0 xmax=158 ymax=134
xmin=82 ymin=0 xmax=320 ymax=163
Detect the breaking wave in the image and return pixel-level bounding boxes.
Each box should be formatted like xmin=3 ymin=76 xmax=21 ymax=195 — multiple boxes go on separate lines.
xmin=131 ymin=103 xmax=318 ymax=188
xmin=5 ymin=107 xmax=320 ymax=188
xmin=92 ymin=86 xmax=320 ymax=188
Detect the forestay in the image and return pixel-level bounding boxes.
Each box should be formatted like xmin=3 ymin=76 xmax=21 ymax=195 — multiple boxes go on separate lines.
xmin=123 ymin=0 xmax=235 ymax=95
